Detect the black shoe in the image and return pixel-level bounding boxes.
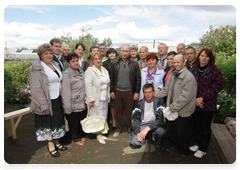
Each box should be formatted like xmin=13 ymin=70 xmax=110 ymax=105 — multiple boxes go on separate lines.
xmin=156 ymin=147 xmax=162 ymax=154
xmin=129 ymin=143 xmax=142 ymax=149
xmin=47 ymin=147 xmax=60 ymax=157
xmin=165 ymin=146 xmax=176 ymax=153
xmin=55 ymin=144 xmax=68 ymax=151
xmin=176 ymin=154 xmax=188 ymax=161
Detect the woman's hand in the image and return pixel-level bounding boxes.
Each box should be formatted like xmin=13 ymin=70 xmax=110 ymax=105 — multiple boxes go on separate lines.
xmin=44 ymin=110 xmax=50 ymax=115
xmin=196 ymin=97 xmax=204 ymax=108
xmin=89 ymin=102 xmax=95 ymax=109
xmin=154 ymin=88 xmax=161 ymax=95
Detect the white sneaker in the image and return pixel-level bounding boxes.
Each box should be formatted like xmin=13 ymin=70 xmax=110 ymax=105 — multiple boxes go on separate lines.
xmin=102 ymin=136 xmax=108 ymax=140
xmin=189 ymin=145 xmax=199 ymax=152
xmin=194 ymin=150 xmax=206 ymax=158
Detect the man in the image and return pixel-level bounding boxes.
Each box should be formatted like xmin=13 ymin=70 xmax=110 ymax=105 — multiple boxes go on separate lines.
xmin=185 ymin=47 xmax=196 ymax=71
xmin=50 ymin=38 xmax=64 ymax=71
xmin=130 ymin=84 xmax=166 ymax=154
xmin=110 ymin=44 xmax=141 ymax=138
xmin=157 ymin=43 xmax=168 ymax=70
xmin=83 ymin=46 xmax=99 ymax=71
xmin=62 ymin=45 xmax=71 ymax=71
xmin=98 ymin=43 xmax=108 ymax=62
xmin=154 ymin=54 xmax=197 ymax=161
xmin=177 ymin=43 xmax=186 ymax=56
xmin=138 ymin=46 xmax=148 ymax=70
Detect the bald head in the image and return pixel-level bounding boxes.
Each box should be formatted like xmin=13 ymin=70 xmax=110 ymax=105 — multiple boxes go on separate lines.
xmin=120 ymin=44 xmax=130 ymax=60
xmin=173 ymin=54 xmax=186 ymax=71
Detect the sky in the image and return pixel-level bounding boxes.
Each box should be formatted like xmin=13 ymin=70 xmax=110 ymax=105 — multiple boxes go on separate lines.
xmin=3 ymin=4 xmax=237 ymax=50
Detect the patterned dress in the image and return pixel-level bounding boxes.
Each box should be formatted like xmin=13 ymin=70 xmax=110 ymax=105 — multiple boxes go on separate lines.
xmin=88 ymin=66 xmax=110 ymax=134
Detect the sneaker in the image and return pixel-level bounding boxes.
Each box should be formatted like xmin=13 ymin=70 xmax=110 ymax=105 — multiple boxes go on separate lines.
xmin=113 ymin=131 xmax=120 ymax=138
xmin=176 ymin=154 xmax=188 ymax=161
xmin=165 ymin=146 xmax=176 ymax=153
xmin=194 ymin=150 xmax=206 ymax=158
xmin=189 ymin=145 xmax=199 ymax=152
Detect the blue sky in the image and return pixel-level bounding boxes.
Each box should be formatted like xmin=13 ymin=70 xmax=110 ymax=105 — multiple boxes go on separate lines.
xmin=4 ymin=5 xmax=236 ymax=49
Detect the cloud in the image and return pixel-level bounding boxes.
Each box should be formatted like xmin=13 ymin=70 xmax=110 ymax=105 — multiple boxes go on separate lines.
xmin=36 ymin=10 xmax=44 ymax=14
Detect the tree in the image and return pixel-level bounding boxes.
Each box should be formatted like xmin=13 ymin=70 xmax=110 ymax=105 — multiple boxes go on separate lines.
xmin=197 ymin=25 xmax=236 ymax=58
xmin=55 ymin=27 xmax=112 ymax=59
xmin=16 ymin=47 xmax=28 ymax=52
xmin=102 ymin=37 xmax=112 ymax=49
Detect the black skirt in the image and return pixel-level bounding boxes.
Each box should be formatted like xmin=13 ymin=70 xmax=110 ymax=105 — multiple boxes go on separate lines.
xmin=35 ymin=96 xmax=66 ymax=141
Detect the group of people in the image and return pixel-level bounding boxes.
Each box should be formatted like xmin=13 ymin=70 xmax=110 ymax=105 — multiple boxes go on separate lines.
xmin=28 ymin=38 xmax=223 ymax=161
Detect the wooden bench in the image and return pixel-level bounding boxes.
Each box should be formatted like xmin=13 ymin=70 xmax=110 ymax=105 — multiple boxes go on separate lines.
xmin=211 ymin=123 xmax=238 ymax=169
xmin=4 ymin=107 xmax=31 ymax=139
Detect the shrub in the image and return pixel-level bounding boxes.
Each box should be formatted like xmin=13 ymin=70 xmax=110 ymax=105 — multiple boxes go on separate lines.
xmin=4 ymin=61 xmax=33 ymax=103
xmin=14 ymin=87 xmax=32 ymax=104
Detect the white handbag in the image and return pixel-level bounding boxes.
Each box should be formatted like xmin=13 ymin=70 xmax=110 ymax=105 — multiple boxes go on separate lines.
xmin=80 ymin=107 xmax=106 ymax=133
xmin=163 ymin=107 xmax=178 ymax=121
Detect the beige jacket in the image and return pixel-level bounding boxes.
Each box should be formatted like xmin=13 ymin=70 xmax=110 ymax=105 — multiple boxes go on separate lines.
xmin=61 ymin=67 xmax=86 ymax=114
xmin=29 ymin=59 xmax=61 ymax=116
xmin=154 ymin=67 xmax=197 ymax=117
xmin=84 ymin=66 xmax=110 ymax=107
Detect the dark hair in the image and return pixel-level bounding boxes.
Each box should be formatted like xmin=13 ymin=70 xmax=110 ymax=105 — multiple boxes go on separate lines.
xmin=75 ymin=43 xmax=85 ymax=51
xmin=167 ymin=51 xmax=177 ymax=57
xmin=66 ymin=53 xmax=79 ymax=63
xmin=146 ymin=53 xmax=158 ymax=62
xmin=142 ymin=83 xmax=155 ymax=92
xmin=49 ymin=38 xmax=62 ymax=46
xmin=185 ymin=46 xmax=196 ymax=54
xmin=106 ymin=48 xmax=118 ymax=58
xmin=98 ymin=43 xmax=106 ymax=48
xmin=90 ymin=46 xmax=98 ymax=52
xmin=194 ymin=48 xmax=217 ymax=68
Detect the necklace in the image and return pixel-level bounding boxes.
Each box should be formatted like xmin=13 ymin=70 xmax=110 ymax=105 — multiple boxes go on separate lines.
xmin=198 ymin=67 xmax=207 ymax=72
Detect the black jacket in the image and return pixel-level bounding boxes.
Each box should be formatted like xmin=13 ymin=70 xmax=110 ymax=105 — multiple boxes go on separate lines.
xmin=132 ymin=97 xmax=165 ymax=135
xmin=53 ymin=54 xmax=64 ymax=71
xmin=103 ymin=58 xmax=117 ymax=73
xmin=110 ymin=57 xmax=141 ymax=94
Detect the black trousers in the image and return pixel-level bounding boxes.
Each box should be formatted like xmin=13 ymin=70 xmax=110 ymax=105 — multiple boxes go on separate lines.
xmin=168 ymin=116 xmax=191 ymax=156
xmin=193 ymin=111 xmax=215 ymax=152
xmin=66 ymin=109 xmax=87 ymax=142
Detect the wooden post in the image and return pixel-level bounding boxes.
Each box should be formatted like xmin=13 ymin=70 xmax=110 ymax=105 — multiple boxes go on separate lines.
xmin=6 ymin=119 xmax=17 ymax=139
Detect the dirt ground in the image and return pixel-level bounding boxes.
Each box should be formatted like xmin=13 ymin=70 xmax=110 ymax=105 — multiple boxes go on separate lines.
xmin=4 ymin=102 xmax=229 ymax=167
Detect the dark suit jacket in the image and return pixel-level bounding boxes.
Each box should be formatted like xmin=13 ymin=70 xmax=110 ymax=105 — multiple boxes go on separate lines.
xmin=53 ymin=54 xmax=64 ymax=71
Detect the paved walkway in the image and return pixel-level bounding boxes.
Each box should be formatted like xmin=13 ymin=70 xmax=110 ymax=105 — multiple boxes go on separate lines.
xmin=4 ymin=113 xmax=223 ymax=165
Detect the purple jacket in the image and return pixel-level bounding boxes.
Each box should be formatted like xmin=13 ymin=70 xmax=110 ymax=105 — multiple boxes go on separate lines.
xmin=191 ymin=66 xmax=223 ymax=111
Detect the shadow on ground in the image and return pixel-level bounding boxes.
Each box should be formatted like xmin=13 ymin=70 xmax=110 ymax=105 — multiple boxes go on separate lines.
xmin=4 ymin=104 xmax=222 ymax=164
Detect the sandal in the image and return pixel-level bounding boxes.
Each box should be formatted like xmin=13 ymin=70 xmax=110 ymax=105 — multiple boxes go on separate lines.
xmin=47 ymin=146 xmax=60 ymax=157
xmin=55 ymin=144 xmax=68 ymax=151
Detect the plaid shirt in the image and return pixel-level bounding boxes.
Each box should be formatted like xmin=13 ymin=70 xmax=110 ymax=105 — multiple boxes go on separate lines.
xmin=191 ymin=66 xmax=223 ymax=111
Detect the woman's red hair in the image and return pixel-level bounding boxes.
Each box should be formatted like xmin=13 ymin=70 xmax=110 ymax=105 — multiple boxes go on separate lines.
xmin=194 ymin=48 xmax=217 ymax=68
xmin=146 ymin=53 xmax=158 ymax=62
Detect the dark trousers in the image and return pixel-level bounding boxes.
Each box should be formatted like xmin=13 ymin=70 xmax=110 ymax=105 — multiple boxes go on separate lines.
xmin=168 ymin=116 xmax=191 ymax=156
xmin=66 ymin=109 xmax=87 ymax=142
xmin=193 ymin=111 xmax=215 ymax=152
xmin=115 ymin=90 xmax=134 ymax=133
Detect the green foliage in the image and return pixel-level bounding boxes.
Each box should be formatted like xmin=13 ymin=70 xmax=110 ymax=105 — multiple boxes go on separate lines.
xmin=15 ymin=87 xmax=31 ymax=104
xmin=55 ymin=27 xmax=112 ymax=60
xmin=198 ymin=25 xmax=236 ymax=58
xmin=16 ymin=47 xmax=28 ymax=52
xmin=215 ymin=53 xmax=236 ymax=91
xmin=4 ymin=61 xmax=33 ymax=103
xmin=215 ymin=91 xmax=236 ymax=123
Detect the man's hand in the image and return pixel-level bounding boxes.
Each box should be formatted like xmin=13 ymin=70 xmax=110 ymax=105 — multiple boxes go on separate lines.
xmin=157 ymin=65 xmax=164 ymax=70
xmin=154 ymin=88 xmax=161 ymax=95
xmin=139 ymin=126 xmax=150 ymax=140
xmin=44 ymin=110 xmax=50 ymax=115
xmin=111 ymin=92 xmax=115 ymax=99
xmin=136 ymin=133 xmax=143 ymax=142
xmin=133 ymin=93 xmax=139 ymax=101
xmin=66 ymin=113 xmax=71 ymax=115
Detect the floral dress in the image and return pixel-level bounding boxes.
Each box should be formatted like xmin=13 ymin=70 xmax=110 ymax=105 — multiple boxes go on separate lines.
xmin=88 ymin=66 xmax=110 ymax=134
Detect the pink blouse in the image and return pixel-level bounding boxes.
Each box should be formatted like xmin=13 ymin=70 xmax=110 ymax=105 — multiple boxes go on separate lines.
xmin=164 ymin=71 xmax=172 ymax=84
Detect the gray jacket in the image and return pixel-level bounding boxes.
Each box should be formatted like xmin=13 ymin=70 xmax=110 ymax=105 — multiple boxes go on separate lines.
xmin=154 ymin=67 xmax=197 ymax=117
xmin=61 ymin=67 xmax=86 ymax=114
xmin=28 ymin=59 xmax=61 ymax=116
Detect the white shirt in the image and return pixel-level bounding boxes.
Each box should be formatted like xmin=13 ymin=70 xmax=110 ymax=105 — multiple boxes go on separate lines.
xmin=143 ymin=101 xmax=156 ymax=123
xmin=41 ymin=61 xmax=63 ymax=99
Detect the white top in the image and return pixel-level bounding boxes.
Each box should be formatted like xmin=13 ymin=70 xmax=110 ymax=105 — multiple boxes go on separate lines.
xmin=143 ymin=101 xmax=156 ymax=123
xmin=41 ymin=61 xmax=63 ymax=99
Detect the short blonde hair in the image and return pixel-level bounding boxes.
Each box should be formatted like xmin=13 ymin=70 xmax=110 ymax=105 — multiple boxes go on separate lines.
xmin=36 ymin=43 xmax=54 ymax=60
xmin=90 ymin=52 xmax=103 ymax=67
xmin=129 ymin=44 xmax=138 ymax=51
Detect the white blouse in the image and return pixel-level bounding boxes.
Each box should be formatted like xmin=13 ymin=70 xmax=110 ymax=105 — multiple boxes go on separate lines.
xmin=41 ymin=61 xmax=63 ymax=99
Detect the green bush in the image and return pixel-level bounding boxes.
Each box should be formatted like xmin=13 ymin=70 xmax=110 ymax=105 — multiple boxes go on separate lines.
xmin=215 ymin=91 xmax=236 ymax=123
xmin=4 ymin=61 xmax=33 ymax=103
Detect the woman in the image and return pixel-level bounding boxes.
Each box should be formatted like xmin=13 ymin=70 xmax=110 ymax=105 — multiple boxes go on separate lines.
xmin=163 ymin=51 xmax=177 ymax=86
xmin=139 ymin=53 xmax=165 ymax=100
xmin=61 ymin=53 xmax=87 ymax=146
xmin=75 ymin=43 xmax=86 ymax=70
xmin=189 ymin=48 xmax=223 ymax=158
xmin=85 ymin=52 xmax=110 ymax=144
xmin=103 ymin=48 xmax=117 ymax=127
xmin=129 ymin=44 xmax=140 ymax=61
xmin=29 ymin=43 xmax=67 ymax=157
